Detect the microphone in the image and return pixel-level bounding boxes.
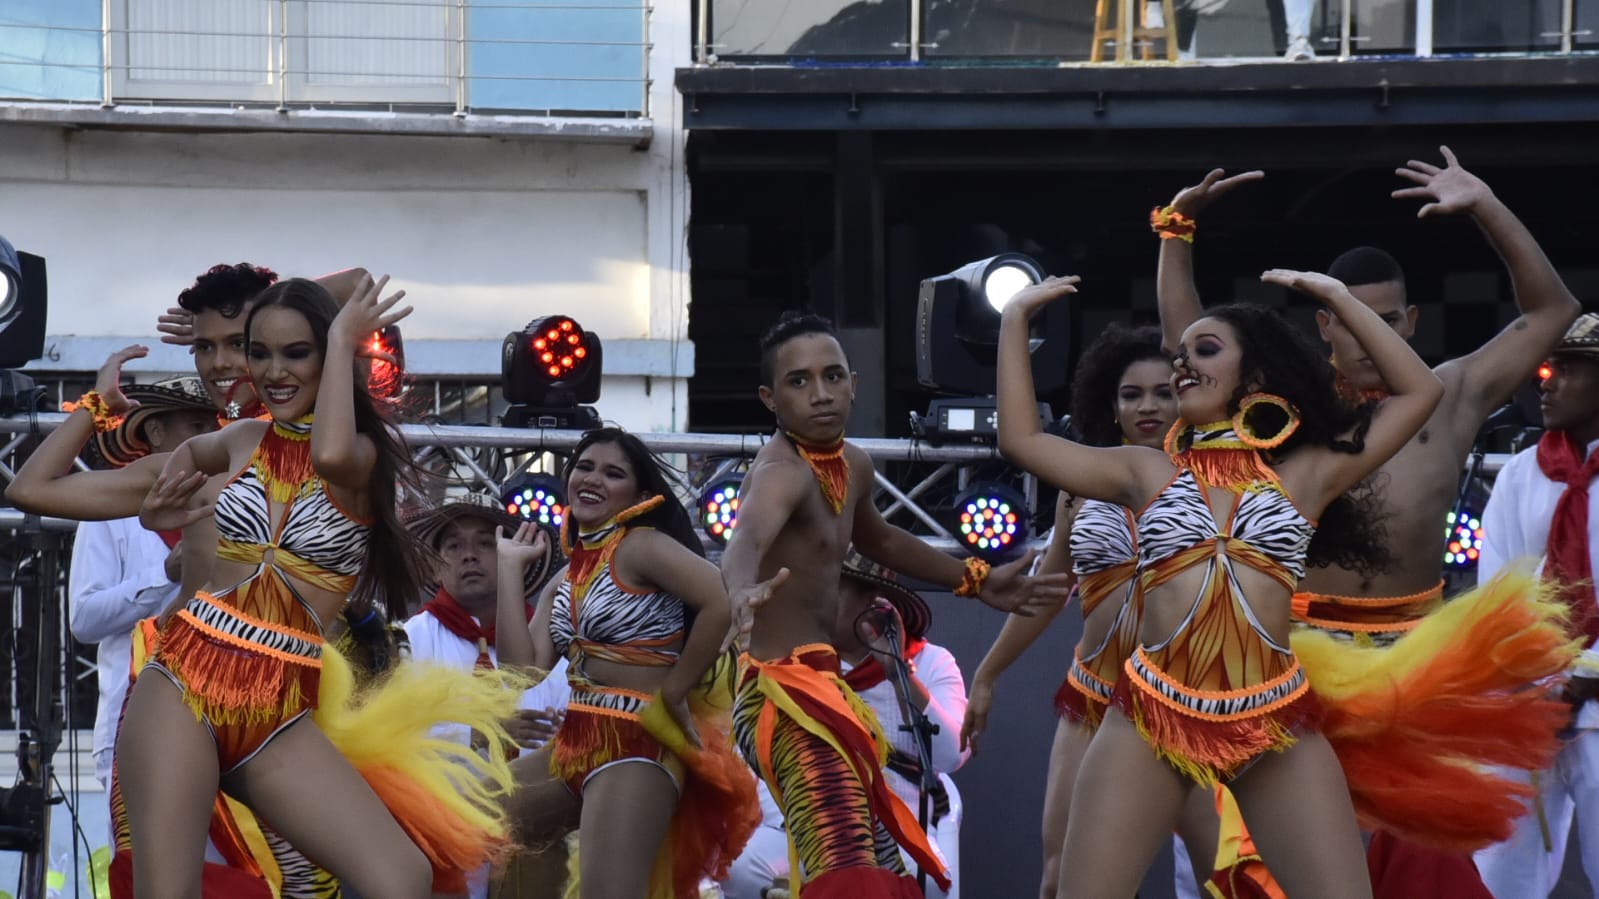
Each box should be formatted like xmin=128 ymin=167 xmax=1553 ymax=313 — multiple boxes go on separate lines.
xmin=854 ymin=598 xmax=903 ymax=660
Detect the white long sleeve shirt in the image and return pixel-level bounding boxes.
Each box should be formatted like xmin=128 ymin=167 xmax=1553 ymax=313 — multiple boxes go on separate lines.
xmin=1479 ymin=437 xmax=1599 ymax=727
xmin=402 ymin=609 xmax=571 ymax=745
xmin=68 ymin=517 xmax=180 ymax=787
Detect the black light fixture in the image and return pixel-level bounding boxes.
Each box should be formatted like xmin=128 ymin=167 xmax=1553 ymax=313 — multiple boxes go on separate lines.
xmin=0 ymin=235 xmax=48 ymax=370
xmin=951 ymin=481 xmax=1031 ymax=560
xmin=501 ymin=471 xmax=567 ymax=536
xmin=698 ymin=475 xmax=743 ymax=546
xmin=501 ymin=315 xmax=603 ymax=429
xmin=911 ymin=253 xmax=1066 ymax=443
xmin=365 ymin=324 xmax=406 ymax=400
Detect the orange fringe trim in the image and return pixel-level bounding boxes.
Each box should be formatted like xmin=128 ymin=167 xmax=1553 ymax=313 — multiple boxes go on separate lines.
xmin=548 ymin=702 xmax=663 ymax=789
xmin=253 ymin=421 xmax=315 ymax=506
xmin=786 ymin=432 xmax=850 ymax=515
xmin=155 ymin=610 xmax=321 ymax=728
xmin=1165 ymin=421 xmax=1281 ymax=494
xmin=1112 ymin=660 xmax=1320 ymax=785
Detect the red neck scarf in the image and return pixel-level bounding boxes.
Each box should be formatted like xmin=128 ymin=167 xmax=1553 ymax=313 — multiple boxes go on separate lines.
xmin=842 ymin=638 xmax=927 ymax=692
xmin=156 ymin=529 xmax=182 ymax=550
xmin=419 ymin=587 xmax=527 ymax=669
xmin=1535 ymin=429 xmax=1599 ymax=647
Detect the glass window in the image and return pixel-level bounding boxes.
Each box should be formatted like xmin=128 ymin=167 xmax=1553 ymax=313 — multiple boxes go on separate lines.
xmin=708 ymin=0 xmax=910 ymax=59
xmin=0 ymin=0 xmax=102 ymax=102
xmin=469 ymin=0 xmax=646 ymax=114
xmin=1432 ymin=0 xmax=1560 ymax=52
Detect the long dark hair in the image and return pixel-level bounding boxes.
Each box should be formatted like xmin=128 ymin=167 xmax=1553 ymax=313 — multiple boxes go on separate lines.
xmin=563 ymin=427 xmax=704 ymax=557
xmin=1193 ymin=304 xmax=1392 ymax=576
xmin=1070 ymin=324 xmax=1167 ymax=448
xmin=244 ymin=278 xmax=427 ymax=621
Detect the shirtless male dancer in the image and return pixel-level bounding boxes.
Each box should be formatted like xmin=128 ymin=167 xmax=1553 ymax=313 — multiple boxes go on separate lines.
xmin=723 ymin=311 xmax=1068 ymax=898
xmin=1156 ymin=148 xmax=1580 ymax=894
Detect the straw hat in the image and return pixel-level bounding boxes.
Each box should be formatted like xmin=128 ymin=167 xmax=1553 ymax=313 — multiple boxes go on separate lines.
xmin=405 ymin=491 xmax=557 ymax=596
xmin=90 ymin=377 xmax=215 ymax=468
xmin=841 ymin=545 xmax=932 ymax=639
xmin=1554 ymin=313 xmax=1599 ymax=357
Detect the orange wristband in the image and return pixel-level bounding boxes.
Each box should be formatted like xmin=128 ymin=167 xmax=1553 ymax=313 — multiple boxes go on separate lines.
xmin=954 ymin=556 xmax=991 ymax=598
xmin=62 ymin=390 xmax=123 ymax=433
xmin=1150 ymin=205 xmax=1197 ymax=243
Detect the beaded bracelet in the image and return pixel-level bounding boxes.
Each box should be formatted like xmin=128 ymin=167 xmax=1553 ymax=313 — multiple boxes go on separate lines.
xmin=1150 ymin=205 xmax=1197 ymax=243
xmin=61 ymin=390 xmax=123 ymax=433
xmin=953 ymin=556 xmax=991 ymax=598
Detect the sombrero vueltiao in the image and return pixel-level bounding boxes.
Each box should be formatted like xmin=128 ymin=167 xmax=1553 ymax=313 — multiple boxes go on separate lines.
xmin=1554 ymin=313 xmax=1599 ymax=357
xmin=90 ymin=376 xmax=216 ymax=468
xmin=841 ymin=545 xmax=933 ymax=639
xmin=405 ymin=491 xmax=557 ymax=596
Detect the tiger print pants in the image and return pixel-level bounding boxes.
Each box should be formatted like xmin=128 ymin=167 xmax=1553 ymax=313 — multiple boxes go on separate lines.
xmin=732 ymin=669 xmax=906 ymax=883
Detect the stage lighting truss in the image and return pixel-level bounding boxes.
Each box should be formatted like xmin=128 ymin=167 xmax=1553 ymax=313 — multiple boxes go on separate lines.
xmin=1443 ymin=509 xmax=1483 ymax=568
xmin=952 ymin=482 xmax=1030 ymax=560
xmin=502 ymin=471 xmax=566 ymax=534
xmin=699 ymin=475 xmax=743 ymax=546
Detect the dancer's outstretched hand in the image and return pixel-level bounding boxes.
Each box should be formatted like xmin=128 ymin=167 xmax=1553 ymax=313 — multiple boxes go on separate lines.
xmin=497 ymin=522 xmax=550 ymax=576
xmin=976 ymin=549 xmax=1072 ymax=617
xmin=139 ymin=469 xmax=214 ymax=532
xmin=1002 ymin=276 xmax=1080 ymax=321
xmin=1166 ymin=168 xmax=1264 ymax=218
xmin=91 ymin=345 xmax=148 ymax=416
xmin=961 ymin=675 xmax=995 ymax=753
xmin=1392 ymin=146 xmax=1492 ymax=218
xmin=1261 ymin=269 xmax=1355 ymax=307
xmin=724 ymin=567 xmax=791 ymax=652
xmin=330 ymin=273 xmax=413 ymax=351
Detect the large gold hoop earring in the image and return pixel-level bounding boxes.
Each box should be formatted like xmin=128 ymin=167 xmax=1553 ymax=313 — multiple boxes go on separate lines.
xmin=1232 ymin=393 xmax=1300 ymax=450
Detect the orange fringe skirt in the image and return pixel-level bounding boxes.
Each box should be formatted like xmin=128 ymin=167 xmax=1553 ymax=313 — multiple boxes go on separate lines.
xmin=1111 ymin=647 xmax=1322 ymax=786
xmin=1055 ymin=648 xmax=1116 ymax=728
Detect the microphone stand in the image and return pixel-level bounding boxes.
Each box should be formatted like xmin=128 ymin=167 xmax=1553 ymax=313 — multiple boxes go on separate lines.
xmin=880 ymin=630 xmax=940 ymax=897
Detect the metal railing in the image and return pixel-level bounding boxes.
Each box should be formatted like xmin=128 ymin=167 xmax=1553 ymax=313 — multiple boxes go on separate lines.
xmin=694 ymin=0 xmax=1594 ymax=65
xmin=0 ymin=0 xmax=652 ymax=116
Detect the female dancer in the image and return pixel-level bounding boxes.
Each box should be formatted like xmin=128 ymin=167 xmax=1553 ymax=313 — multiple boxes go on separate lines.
xmin=122 ymin=276 xmax=521 ymax=898
xmin=997 ymin=270 xmax=1443 ymax=899
xmin=494 ymin=427 xmax=759 ymax=898
xmin=961 ymin=324 xmax=1217 ymax=897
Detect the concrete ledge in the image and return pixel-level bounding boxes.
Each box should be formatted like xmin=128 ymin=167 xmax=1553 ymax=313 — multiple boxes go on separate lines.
xmin=23 ymin=336 xmax=695 ymax=378
xmin=0 ymin=102 xmax=654 ymax=146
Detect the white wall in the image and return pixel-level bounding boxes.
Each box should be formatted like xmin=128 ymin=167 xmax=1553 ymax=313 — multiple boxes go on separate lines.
xmin=0 ymin=0 xmax=694 ymax=432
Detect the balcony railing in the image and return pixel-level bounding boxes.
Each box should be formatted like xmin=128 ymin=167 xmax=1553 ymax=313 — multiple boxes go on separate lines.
xmin=0 ymin=0 xmax=650 ymax=117
xmin=693 ymin=0 xmax=1598 ymax=65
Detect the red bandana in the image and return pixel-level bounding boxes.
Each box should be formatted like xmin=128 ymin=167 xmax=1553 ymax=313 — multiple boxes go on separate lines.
xmin=842 ymin=638 xmax=927 ymax=692
xmin=419 ymin=587 xmax=529 ymax=669
xmin=156 ymin=530 xmax=182 ymax=550
xmin=785 ymin=432 xmax=850 ymax=515
xmin=1536 ymin=430 xmax=1599 ymax=647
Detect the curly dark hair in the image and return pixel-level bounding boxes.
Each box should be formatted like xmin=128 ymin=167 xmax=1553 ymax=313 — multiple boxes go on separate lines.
xmin=178 ymin=263 xmax=279 ymax=318
xmin=563 ymin=427 xmax=704 ymax=557
xmin=758 ymin=311 xmax=842 ymax=387
xmin=1070 ymin=324 xmax=1167 ymax=448
xmin=244 ymin=278 xmax=428 ymax=621
xmin=1188 ymin=304 xmax=1392 ymax=576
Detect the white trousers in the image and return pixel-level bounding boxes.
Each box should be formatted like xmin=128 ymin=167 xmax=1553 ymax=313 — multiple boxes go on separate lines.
xmin=1475 ymin=728 xmax=1599 ymax=899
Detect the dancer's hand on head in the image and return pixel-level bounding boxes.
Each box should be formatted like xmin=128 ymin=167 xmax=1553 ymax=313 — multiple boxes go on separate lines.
xmin=724 ymin=567 xmax=791 ymax=652
xmin=961 ymin=675 xmax=994 ymax=753
xmin=330 ymin=273 xmax=413 ymax=349
xmin=95 ymin=345 xmax=148 ymax=416
xmin=139 ymin=469 xmax=214 ymax=532
xmin=1393 ymin=146 xmax=1491 ymax=218
xmin=497 ymin=523 xmax=549 ymax=573
xmin=977 ymin=549 xmax=1072 ymax=617
xmin=1167 ymin=168 xmax=1265 ymax=218
xmin=156 ymin=307 xmax=194 ymax=347
xmin=1003 ymin=276 xmax=1080 ymax=320
xmin=1261 ymin=269 xmax=1354 ymax=306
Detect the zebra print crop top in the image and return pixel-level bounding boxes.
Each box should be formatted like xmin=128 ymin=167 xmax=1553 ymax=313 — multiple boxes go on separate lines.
xmin=1069 ymin=499 xmax=1137 ymax=577
xmin=549 ymin=562 xmax=686 ymax=663
xmin=1135 ymin=470 xmax=1314 ymax=582
xmin=214 ymin=454 xmax=370 ymax=578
